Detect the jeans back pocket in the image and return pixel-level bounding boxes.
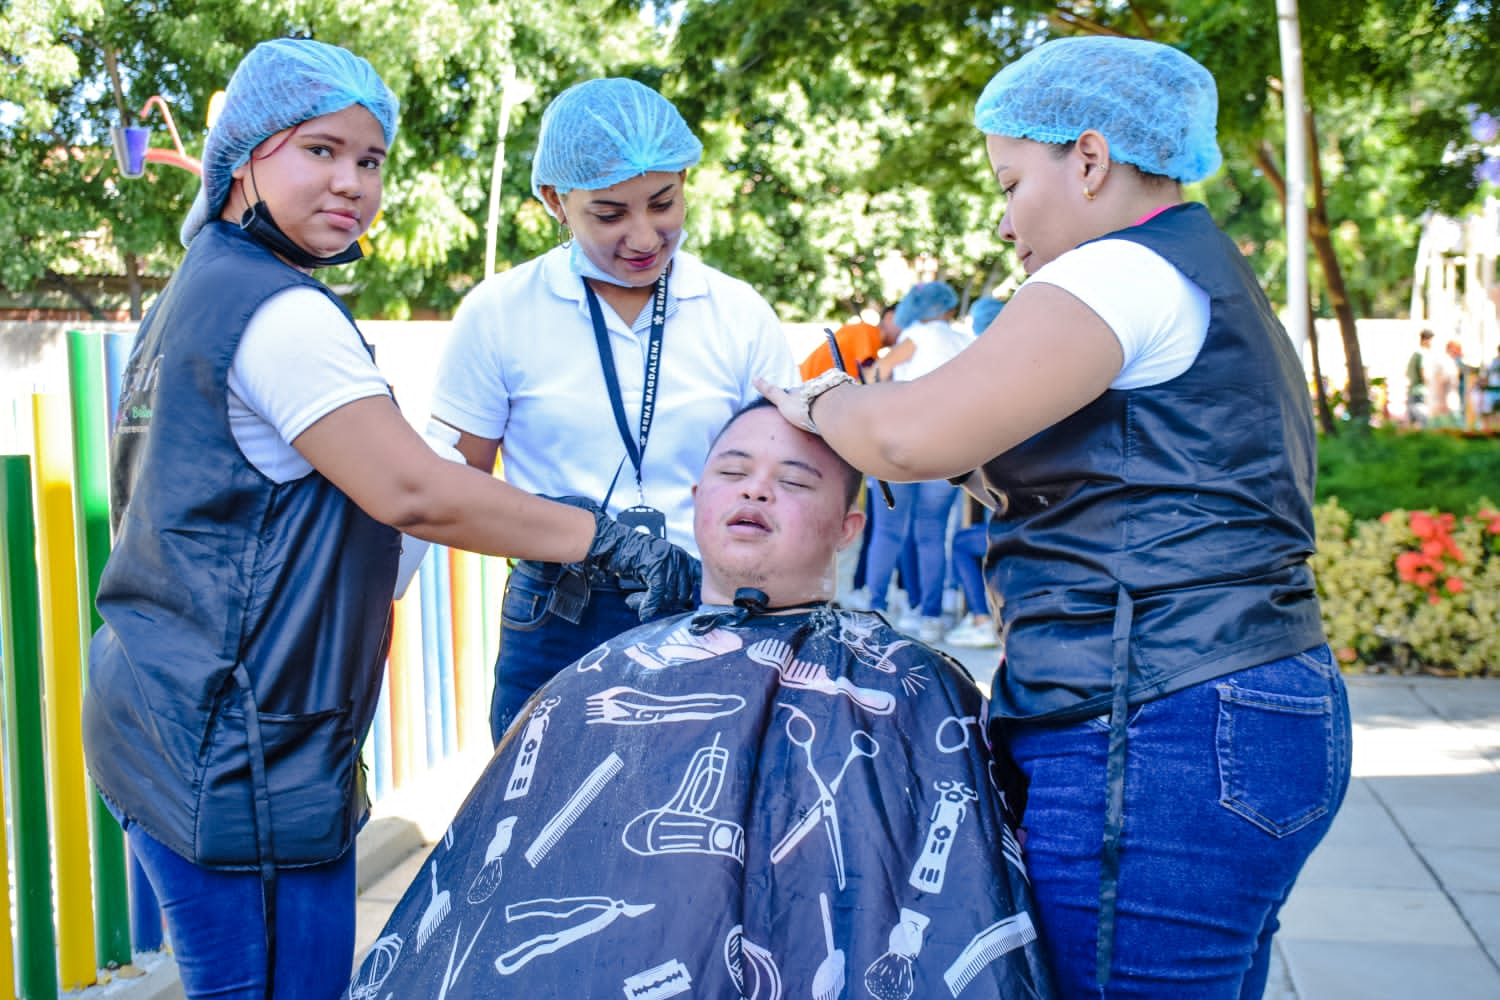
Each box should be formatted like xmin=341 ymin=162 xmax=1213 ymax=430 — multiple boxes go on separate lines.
xmin=1215 ymin=660 xmax=1341 ymax=838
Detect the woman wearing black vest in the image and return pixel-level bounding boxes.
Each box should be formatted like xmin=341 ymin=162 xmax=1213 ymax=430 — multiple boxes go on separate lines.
xmin=760 ymin=36 xmax=1351 ymax=998
xmin=83 ymin=40 xmax=695 ymax=1000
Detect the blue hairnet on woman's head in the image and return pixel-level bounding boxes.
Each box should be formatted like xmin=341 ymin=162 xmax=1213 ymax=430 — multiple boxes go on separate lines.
xmin=894 ymin=281 xmax=959 ymax=328
xmin=973 ymin=36 xmax=1221 ymax=184
xmin=181 ymin=38 xmax=399 ymax=246
xmin=969 ymin=296 xmax=1005 ymax=335
xmin=530 ymin=78 xmax=703 ymax=202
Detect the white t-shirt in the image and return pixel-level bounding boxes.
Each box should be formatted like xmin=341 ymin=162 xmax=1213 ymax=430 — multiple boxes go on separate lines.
xmin=431 ymin=245 xmax=796 ymax=555
xmin=891 ymin=319 xmax=975 ymax=382
xmin=227 ymin=287 xmax=391 ymax=482
xmin=1026 ymin=238 xmax=1211 ymax=389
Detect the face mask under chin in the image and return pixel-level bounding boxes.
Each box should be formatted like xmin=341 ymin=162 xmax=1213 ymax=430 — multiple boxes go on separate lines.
xmin=567 ymin=235 xmax=683 ymax=288
xmin=239 ymin=201 xmax=364 ymax=269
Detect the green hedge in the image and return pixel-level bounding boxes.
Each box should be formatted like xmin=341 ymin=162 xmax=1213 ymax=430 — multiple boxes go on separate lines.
xmin=1316 ymin=426 xmax=1500 ymax=519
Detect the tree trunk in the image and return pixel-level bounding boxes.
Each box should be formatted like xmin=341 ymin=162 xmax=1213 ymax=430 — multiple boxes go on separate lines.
xmin=1254 ymin=132 xmax=1370 ymax=430
xmin=125 ymin=251 xmax=143 ymax=321
xmin=1306 ymin=300 xmax=1337 ymax=434
xmin=1302 ymin=107 xmax=1370 ymax=425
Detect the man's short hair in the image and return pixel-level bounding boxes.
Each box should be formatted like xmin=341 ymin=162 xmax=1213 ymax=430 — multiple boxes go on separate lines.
xmin=711 ymin=398 xmax=863 ymax=509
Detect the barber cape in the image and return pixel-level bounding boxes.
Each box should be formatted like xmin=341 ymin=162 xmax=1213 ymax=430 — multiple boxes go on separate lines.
xmin=348 ymin=606 xmax=1054 ymax=999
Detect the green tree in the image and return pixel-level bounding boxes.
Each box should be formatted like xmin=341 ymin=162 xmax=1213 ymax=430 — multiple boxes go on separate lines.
xmin=664 ymin=0 xmax=1498 ymax=413
xmin=2 ymin=0 xmax=664 ymax=318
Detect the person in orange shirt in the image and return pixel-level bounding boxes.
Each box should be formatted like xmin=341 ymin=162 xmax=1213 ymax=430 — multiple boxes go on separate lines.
xmin=798 ymin=304 xmax=901 ymax=380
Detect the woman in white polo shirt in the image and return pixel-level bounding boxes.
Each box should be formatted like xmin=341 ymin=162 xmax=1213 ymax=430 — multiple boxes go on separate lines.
xmin=430 ymin=78 xmax=796 ymax=743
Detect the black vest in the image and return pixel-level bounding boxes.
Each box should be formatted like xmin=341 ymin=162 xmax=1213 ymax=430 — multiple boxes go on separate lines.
xmin=981 ymin=203 xmax=1325 ymax=722
xmin=83 ymin=222 xmax=401 ymax=869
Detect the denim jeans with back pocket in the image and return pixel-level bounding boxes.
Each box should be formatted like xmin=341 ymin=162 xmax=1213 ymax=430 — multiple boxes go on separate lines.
xmin=1006 ymin=645 xmax=1352 ymax=998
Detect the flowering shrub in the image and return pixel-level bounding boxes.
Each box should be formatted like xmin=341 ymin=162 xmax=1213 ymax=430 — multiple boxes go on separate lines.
xmin=1313 ymin=499 xmax=1500 ymax=676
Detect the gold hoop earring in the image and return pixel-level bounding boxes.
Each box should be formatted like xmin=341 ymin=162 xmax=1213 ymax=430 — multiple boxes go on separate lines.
xmin=557 ymin=221 xmax=572 ymax=245
xmin=1084 ymin=187 xmax=1096 ymax=201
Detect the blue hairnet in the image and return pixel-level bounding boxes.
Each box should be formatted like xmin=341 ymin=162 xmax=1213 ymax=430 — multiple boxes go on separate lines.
xmin=969 ymin=296 xmax=1005 ymax=335
xmin=530 ymin=78 xmax=703 ymax=201
xmin=894 ymin=281 xmax=959 ymax=329
xmin=181 ymin=38 xmax=399 ymax=245
xmin=973 ymin=36 xmax=1221 ymax=184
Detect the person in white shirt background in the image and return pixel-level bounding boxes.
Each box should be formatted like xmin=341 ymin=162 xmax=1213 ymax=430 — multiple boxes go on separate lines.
xmin=861 ymin=280 xmax=975 ymax=642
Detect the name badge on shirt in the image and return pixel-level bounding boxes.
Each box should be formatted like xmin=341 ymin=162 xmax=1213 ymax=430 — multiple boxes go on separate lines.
xmin=617 ymin=504 xmax=667 ymax=539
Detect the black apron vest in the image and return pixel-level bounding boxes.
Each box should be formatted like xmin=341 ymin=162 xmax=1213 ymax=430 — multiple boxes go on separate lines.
xmin=84 ymin=221 xmax=401 ymax=872
xmin=976 ymin=203 xmax=1325 ymax=984
xmin=981 ymin=202 xmax=1324 ymax=723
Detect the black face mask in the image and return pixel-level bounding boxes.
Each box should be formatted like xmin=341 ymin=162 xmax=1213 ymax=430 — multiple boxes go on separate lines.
xmin=238 ymin=201 xmax=364 ymax=270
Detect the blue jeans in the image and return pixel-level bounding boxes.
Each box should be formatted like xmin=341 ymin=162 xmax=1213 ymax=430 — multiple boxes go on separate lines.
xmin=864 ymin=479 xmax=958 ymax=617
xmin=490 ymin=563 xmax=651 ymax=743
xmin=951 ymin=523 xmax=989 ymax=616
xmin=122 ymin=817 xmax=355 ymax=999
xmin=1006 ymin=646 xmax=1351 ymax=998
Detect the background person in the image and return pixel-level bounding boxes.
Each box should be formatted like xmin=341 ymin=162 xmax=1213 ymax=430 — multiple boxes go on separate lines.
xmin=429 ymin=78 xmax=796 ymax=743
xmin=82 ymin=41 xmax=694 ymax=1000
xmin=799 ymin=303 xmax=904 ymax=605
xmin=760 ymin=35 xmax=1350 ymax=998
xmin=968 ymin=294 xmax=1005 ymax=336
xmin=350 ymin=399 xmax=1054 ymax=999
xmin=1405 ymin=328 xmax=1435 ymax=427
xmin=1482 ymin=343 xmax=1500 ymax=429
xmin=862 ymin=281 xmax=974 ymax=641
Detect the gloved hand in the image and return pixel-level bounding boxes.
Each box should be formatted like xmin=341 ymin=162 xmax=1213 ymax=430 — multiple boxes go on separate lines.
xmin=551 ymin=496 xmax=700 ymax=620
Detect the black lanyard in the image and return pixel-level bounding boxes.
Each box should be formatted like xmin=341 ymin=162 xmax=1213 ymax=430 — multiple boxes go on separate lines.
xmin=583 ymin=271 xmax=669 ymax=499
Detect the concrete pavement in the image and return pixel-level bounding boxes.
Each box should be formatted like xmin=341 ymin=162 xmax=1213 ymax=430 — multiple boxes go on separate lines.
xmin=75 ymin=659 xmax=1500 ymax=999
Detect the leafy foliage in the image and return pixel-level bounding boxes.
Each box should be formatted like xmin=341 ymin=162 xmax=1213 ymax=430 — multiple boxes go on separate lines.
xmin=1316 ymin=426 xmax=1500 ymax=519
xmin=4 ymin=1 xmax=1498 ymax=320
xmin=1314 ymin=500 xmax=1500 ymax=676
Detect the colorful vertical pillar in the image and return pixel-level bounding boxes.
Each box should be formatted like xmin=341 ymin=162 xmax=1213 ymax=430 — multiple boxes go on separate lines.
xmin=0 ymin=455 xmax=62 ymax=999
xmin=30 ymin=395 xmax=98 ymax=989
xmin=418 ymin=551 xmax=443 ymax=768
xmin=448 ymin=548 xmax=485 ymax=750
xmin=66 ymin=330 xmax=136 ymax=967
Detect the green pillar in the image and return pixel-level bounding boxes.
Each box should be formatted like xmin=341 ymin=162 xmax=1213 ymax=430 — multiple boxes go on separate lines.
xmin=1 ymin=455 xmax=62 ymax=998
xmin=67 ymin=330 xmax=133 ymax=967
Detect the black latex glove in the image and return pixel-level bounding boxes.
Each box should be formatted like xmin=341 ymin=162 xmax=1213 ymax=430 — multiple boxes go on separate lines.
xmin=551 ymin=496 xmax=701 ymax=620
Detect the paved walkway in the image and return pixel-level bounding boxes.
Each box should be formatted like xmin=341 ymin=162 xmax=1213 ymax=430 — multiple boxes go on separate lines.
xmin=78 ymin=667 xmax=1500 ymax=999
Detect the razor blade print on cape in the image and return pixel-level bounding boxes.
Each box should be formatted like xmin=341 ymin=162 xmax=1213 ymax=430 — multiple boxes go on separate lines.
xmin=348 ymin=606 xmax=1054 ymax=999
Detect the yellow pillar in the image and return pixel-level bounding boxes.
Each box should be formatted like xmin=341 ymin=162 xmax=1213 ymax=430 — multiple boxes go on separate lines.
xmin=30 ymin=394 xmax=98 ymax=989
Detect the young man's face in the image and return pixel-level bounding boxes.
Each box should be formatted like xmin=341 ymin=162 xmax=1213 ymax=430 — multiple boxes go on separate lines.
xmin=693 ymin=407 xmax=864 ymax=606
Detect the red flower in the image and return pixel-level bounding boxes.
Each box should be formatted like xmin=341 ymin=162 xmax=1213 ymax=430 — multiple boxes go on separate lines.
xmin=1428 ymin=592 xmax=1442 ymax=605
xmin=1488 ymin=518 xmax=1500 ymax=535
xmin=1444 ymin=577 xmax=1465 ymax=595
xmin=1395 ymin=551 xmax=1426 ymax=581
xmin=1409 ymin=511 xmax=1436 ymax=539
xmin=1422 ymin=539 xmax=1447 ymax=559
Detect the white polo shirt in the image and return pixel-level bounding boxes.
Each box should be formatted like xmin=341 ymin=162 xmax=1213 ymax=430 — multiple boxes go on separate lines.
xmin=431 ymin=245 xmax=796 ymax=556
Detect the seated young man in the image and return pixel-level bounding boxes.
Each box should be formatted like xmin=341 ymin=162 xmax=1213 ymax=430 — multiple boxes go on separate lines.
xmin=349 ymin=400 xmax=1052 ymax=1000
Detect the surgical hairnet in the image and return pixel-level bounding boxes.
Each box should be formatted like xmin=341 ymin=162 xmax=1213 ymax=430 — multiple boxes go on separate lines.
xmin=181 ymin=38 xmax=399 ymax=245
xmin=969 ymin=296 xmax=1005 ymax=335
xmin=894 ymin=281 xmax=959 ymax=329
xmin=530 ymin=78 xmax=703 ymax=202
xmin=973 ymin=36 xmax=1222 ymax=184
